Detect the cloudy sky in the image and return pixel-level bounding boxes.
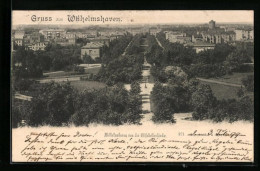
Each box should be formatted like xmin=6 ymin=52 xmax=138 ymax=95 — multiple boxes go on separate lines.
xmin=12 ymin=10 xmax=254 ymax=26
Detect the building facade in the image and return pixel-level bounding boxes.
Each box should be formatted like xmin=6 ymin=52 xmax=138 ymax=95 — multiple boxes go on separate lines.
xmin=235 ymin=29 xmax=254 ymax=41
xmin=27 ymin=42 xmax=47 ymax=51
xmin=39 ymin=29 xmax=66 ymax=41
xmin=13 ymin=30 xmax=25 ymax=46
xmin=81 ymin=42 xmax=104 ymax=60
xmin=23 ymin=32 xmax=44 ymax=46
xmin=165 ymin=31 xmax=191 ymax=44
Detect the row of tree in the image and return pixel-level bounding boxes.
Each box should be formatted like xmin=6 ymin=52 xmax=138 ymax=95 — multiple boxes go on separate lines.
xmin=96 ymin=34 xmax=144 ymax=85
xmin=100 ymin=34 xmax=133 ymax=64
xmin=12 ymin=81 xmax=142 ymax=127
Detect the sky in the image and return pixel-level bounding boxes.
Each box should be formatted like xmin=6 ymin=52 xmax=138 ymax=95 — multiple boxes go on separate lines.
xmin=12 ymin=10 xmax=254 ymax=26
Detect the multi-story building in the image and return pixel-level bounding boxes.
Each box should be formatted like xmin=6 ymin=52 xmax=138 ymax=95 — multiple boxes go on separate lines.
xmin=80 ymin=31 xmax=98 ymax=39
xmin=165 ymin=31 xmax=191 ymax=44
xmin=27 ymin=42 xmax=47 ymax=51
xmin=13 ymin=30 xmax=25 ymax=46
xmin=39 ymin=29 xmax=66 ymax=41
xmin=64 ymin=32 xmax=77 ymax=45
xmin=65 ymin=32 xmax=76 ymax=39
xmin=23 ymin=32 xmax=44 ymax=46
xmin=235 ymin=29 xmax=254 ymax=41
xmin=201 ymin=31 xmax=235 ymax=44
xmin=81 ymin=42 xmax=104 ymax=60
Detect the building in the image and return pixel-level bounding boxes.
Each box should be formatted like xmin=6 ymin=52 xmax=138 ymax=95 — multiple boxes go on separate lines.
xmin=191 ymin=34 xmax=203 ymax=43
xmin=81 ymin=42 xmax=104 ymax=60
xmin=109 ymin=31 xmax=125 ymax=37
xmin=186 ymin=41 xmax=215 ymax=53
xmin=23 ymin=32 xmax=44 ymax=46
xmin=81 ymin=30 xmax=98 ymax=38
xmin=209 ymin=20 xmax=216 ymax=29
xmin=165 ymin=31 xmax=191 ymax=44
xmin=75 ymin=32 xmax=83 ymax=38
xmin=249 ymin=30 xmax=254 ymax=39
xmin=235 ymin=29 xmax=254 ymax=41
xmin=98 ymin=31 xmax=110 ymax=37
xmin=89 ymin=36 xmax=110 ymax=47
xmin=108 ymin=31 xmax=125 ymax=41
xmin=39 ymin=29 xmax=66 ymax=41
xmin=65 ymin=32 xmax=77 ymax=45
xmin=13 ymin=30 xmax=25 ymax=46
xmin=27 ymin=42 xmax=47 ymax=51
xmin=201 ymin=30 xmax=235 ymax=44
xmin=65 ymin=32 xmax=76 ymax=39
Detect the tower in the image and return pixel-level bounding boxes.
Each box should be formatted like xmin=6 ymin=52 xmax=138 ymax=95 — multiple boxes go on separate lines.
xmin=209 ymin=20 xmax=216 ymax=29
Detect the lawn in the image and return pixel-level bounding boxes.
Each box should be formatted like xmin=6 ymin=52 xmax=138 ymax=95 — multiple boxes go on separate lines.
xmin=44 ymin=71 xmax=85 ymax=78
xmin=209 ymin=72 xmax=254 ymax=85
xmin=84 ymin=67 xmax=101 ymax=75
xmin=70 ymin=80 xmax=106 ymax=92
xmin=199 ymin=81 xmax=253 ymax=100
xmin=43 ymin=67 xmax=101 ymax=78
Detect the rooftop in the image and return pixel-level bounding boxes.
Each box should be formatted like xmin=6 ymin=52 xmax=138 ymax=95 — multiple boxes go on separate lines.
xmin=185 ymin=41 xmax=215 ymax=47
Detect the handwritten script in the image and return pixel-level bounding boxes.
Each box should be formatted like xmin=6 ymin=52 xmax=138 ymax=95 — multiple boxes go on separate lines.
xmin=13 ymin=128 xmax=253 ymax=162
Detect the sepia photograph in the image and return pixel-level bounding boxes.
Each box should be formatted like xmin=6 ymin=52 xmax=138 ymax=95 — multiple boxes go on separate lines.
xmin=11 ymin=10 xmax=254 ymax=162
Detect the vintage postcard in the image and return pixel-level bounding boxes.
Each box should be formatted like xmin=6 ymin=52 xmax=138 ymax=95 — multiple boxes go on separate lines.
xmin=11 ymin=10 xmax=254 ymax=162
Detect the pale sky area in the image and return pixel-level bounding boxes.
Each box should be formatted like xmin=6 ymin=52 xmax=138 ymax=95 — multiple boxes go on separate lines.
xmin=12 ymin=10 xmax=254 ymax=26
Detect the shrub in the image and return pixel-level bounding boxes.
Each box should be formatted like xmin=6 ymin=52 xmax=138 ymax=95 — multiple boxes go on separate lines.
xmin=242 ymin=75 xmax=254 ymax=92
xmin=189 ymin=64 xmax=226 ymax=78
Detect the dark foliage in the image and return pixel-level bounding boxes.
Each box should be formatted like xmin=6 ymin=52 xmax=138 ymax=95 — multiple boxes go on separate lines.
xmin=13 ymin=81 xmax=142 ymax=127
xmin=242 ymin=75 xmax=254 ymax=92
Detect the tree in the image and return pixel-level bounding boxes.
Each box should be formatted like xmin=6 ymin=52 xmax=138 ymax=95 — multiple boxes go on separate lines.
xmin=151 ymin=82 xmax=175 ymax=123
xmin=12 ymin=47 xmax=43 ymax=79
xmin=82 ymin=54 xmax=95 ymax=64
xmin=13 ymin=79 xmax=35 ymax=92
xmin=191 ymin=84 xmax=216 ymax=120
xmin=26 ymin=82 xmax=76 ymax=126
xmin=225 ymin=49 xmax=251 ymax=72
xmin=130 ymin=81 xmax=141 ymax=95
